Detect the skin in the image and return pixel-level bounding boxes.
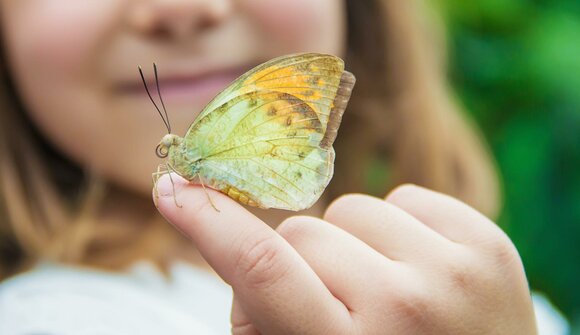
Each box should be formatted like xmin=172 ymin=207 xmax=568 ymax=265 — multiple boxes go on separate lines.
xmin=0 ymin=0 xmax=537 ymax=333
xmin=157 ymin=176 xmax=538 ymax=334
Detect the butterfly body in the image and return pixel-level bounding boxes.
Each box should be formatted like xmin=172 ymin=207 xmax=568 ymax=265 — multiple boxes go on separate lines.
xmin=156 ymin=53 xmax=355 ymax=211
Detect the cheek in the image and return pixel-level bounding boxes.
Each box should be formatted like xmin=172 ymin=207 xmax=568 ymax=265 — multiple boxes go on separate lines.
xmin=1 ymin=1 xmax=141 ymax=186
xmin=241 ymin=0 xmax=345 ymax=53
xmin=4 ymin=1 xmax=121 ymax=78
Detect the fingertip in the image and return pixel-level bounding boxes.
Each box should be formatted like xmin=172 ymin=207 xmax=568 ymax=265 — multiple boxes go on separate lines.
xmin=385 ymin=183 xmax=425 ymax=203
xmin=153 ymin=174 xmax=256 ymax=241
xmin=386 ymin=184 xmax=465 ymax=209
xmin=154 ymin=173 xmax=188 ymax=197
xmin=323 ymin=193 xmax=378 ymax=222
xmin=153 ymin=173 xmax=209 ymax=223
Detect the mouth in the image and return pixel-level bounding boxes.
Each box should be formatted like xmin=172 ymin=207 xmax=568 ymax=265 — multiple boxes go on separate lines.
xmin=117 ymin=64 xmax=252 ymax=105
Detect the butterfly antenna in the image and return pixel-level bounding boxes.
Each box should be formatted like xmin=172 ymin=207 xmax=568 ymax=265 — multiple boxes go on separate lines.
xmin=139 ymin=65 xmax=171 ymax=134
xmin=153 ymin=63 xmax=171 ymax=134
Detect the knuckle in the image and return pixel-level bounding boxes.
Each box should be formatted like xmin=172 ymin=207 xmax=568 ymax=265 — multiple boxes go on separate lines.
xmin=234 ymin=235 xmax=289 ymax=290
xmin=445 ymin=242 xmax=522 ymax=298
xmin=379 ymin=267 xmax=433 ymax=326
xmin=479 ymin=230 xmax=521 ymax=268
xmin=388 ymin=284 xmax=431 ymax=326
xmin=490 ymin=234 xmax=521 ymax=267
xmin=447 ymin=254 xmax=478 ymax=292
xmin=276 ymin=216 xmax=312 ymax=243
xmin=443 ymin=245 xmax=502 ymax=299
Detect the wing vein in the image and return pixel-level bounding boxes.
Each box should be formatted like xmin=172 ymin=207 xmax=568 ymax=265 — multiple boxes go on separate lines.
xmin=247 ymin=158 xmax=306 ymax=195
xmin=247 ymin=56 xmax=327 ymax=83
xmin=203 ymin=161 xmax=296 ymax=207
xmin=209 ymin=136 xmax=313 ymax=158
xmin=209 ymin=154 xmax=330 ymax=177
xmin=212 ymin=99 xmax=320 ymax=151
xmin=248 ymin=71 xmax=343 ymax=85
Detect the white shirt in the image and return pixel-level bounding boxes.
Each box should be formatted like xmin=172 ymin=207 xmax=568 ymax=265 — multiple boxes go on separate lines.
xmin=0 ymin=262 xmax=570 ymax=334
xmin=0 ymin=261 xmax=232 ymax=335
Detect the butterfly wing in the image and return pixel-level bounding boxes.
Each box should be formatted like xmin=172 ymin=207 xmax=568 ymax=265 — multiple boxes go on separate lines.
xmin=191 ymin=53 xmax=345 ymax=128
xmin=182 ymin=53 xmax=355 ymax=210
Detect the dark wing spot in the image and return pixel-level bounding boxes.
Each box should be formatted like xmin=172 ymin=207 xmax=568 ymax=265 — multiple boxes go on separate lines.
xmin=286 ymin=116 xmax=293 ymax=126
xmin=267 ymin=106 xmax=277 ymax=116
xmin=295 ymin=171 xmax=303 ymax=179
xmin=297 ymin=104 xmax=311 ymax=114
xmin=296 ymin=61 xmax=313 ymax=72
xmin=248 ymin=92 xmax=258 ymax=107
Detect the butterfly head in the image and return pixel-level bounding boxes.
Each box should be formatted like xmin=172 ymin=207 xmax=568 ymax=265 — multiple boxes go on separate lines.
xmin=156 ymin=134 xmax=181 ymax=158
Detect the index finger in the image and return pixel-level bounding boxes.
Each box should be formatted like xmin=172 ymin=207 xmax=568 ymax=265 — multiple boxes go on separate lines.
xmin=154 ymin=174 xmax=351 ymax=334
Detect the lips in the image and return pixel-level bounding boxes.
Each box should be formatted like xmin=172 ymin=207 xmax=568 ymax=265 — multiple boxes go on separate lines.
xmin=117 ymin=64 xmax=251 ymax=105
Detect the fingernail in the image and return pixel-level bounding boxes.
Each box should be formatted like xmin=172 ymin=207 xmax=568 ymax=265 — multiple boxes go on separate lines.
xmin=156 ymin=173 xmax=185 ymax=197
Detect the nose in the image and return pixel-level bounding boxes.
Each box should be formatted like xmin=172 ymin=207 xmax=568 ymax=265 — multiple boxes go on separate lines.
xmin=128 ymin=0 xmax=232 ymax=40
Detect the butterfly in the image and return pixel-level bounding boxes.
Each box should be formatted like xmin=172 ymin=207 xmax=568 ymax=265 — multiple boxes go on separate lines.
xmin=144 ymin=53 xmax=355 ymax=211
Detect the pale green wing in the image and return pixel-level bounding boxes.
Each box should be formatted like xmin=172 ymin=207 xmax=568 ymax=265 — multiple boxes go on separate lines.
xmin=196 ymin=91 xmax=334 ymax=210
xmin=181 ymin=54 xmax=355 ymax=210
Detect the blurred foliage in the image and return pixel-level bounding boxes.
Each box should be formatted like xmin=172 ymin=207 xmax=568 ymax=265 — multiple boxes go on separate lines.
xmin=436 ymin=0 xmax=580 ymax=328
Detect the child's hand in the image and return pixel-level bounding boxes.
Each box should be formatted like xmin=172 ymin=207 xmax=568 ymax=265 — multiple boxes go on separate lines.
xmin=155 ymin=175 xmax=537 ymax=334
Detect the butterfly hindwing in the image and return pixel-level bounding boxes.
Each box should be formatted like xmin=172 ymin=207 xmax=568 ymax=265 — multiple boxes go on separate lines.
xmin=190 ymin=91 xmax=332 ymax=210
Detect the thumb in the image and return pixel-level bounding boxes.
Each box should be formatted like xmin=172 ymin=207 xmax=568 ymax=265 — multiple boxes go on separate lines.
xmin=154 ymin=174 xmax=347 ymax=334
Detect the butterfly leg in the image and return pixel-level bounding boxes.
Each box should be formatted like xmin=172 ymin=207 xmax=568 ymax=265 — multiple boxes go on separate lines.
xmin=152 ymin=164 xmax=169 ymax=207
xmin=164 ymin=163 xmax=183 ymax=208
xmin=197 ymin=173 xmax=221 ymax=212
xmin=152 ymin=164 xmax=183 ymax=208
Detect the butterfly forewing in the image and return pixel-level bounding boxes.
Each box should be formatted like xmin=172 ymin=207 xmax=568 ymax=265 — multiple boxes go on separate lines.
xmin=188 ymin=53 xmax=343 ymax=135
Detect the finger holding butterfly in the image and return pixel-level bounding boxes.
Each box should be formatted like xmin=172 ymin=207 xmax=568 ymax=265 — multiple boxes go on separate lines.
xmin=154 ymin=174 xmax=354 ymax=335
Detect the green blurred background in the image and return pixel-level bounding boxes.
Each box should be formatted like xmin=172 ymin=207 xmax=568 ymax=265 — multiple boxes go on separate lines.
xmin=437 ymin=0 xmax=580 ymax=331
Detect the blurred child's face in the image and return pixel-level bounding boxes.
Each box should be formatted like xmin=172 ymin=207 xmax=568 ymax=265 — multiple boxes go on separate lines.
xmin=0 ymin=0 xmax=345 ymax=195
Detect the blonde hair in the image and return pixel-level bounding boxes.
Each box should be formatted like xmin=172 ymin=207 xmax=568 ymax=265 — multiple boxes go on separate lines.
xmin=0 ymin=0 xmax=500 ymax=278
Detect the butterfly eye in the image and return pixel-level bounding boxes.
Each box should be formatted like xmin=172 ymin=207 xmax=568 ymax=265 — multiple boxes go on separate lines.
xmin=156 ymin=144 xmax=169 ymax=158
